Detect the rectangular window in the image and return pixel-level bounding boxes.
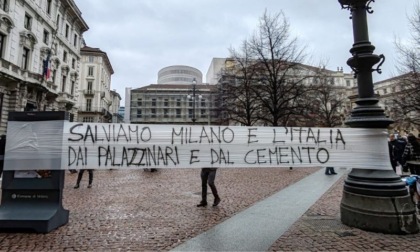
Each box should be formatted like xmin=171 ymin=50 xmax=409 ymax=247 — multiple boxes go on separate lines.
xmin=87 ymin=81 xmax=93 ymax=92
xmin=70 ymin=80 xmax=75 ymax=95
xmin=22 ymin=47 xmax=30 ymax=70
xmin=189 ymin=98 xmax=193 ymax=107
xmin=346 ymin=80 xmax=351 ymax=87
xmin=88 ymin=56 xmax=94 ymax=63
xmin=86 ymin=99 xmax=92 ymax=112
xmin=0 ymin=0 xmax=8 ymax=12
xmin=43 ymin=30 xmax=49 ymax=44
xmin=52 ymin=69 xmax=56 ymax=83
xmin=201 ymin=109 xmax=206 ymax=118
xmin=136 ymin=109 xmax=142 ymax=118
xmin=73 ymin=34 xmax=78 ymax=47
xmin=176 ymin=99 xmax=181 ymax=107
xmin=65 ymin=24 xmax=69 ymax=38
xmin=201 ymin=99 xmax=206 ymax=107
xmin=151 ymin=108 xmax=156 ymax=118
xmin=72 ymin=58 xmax=76 ymax=69
xmin=88 ymin=66 xmax=94 ymax=76
xmin=63 ymin=51 xmax=67 ymax=63
xmin=176 ymin=109 xmax=181 ymax=118
xmin=164 ymin=99 xmax=169 ymax=107
xmin=0 ymin=33 xmax=5 ymax=58
xmin=137 ymin=98 xmax=142 ymax=106
xmin=0 ymin=93 xmax=3 ymax=126
xmin=46 ymin=0 xmax=52 ymax=15
xmin=151 ymin=98 xmax=156 ymax=106
xmin=56 ymin=15 xmax=60 ymax=32
xmin=164 ymin=108 xmax=169 ymax=118
xmin=24 ymin=13 xmax=31 ymax=30
xmin=188 ymin=109 xmax=193 ymax=118
xmin=61 ymin=75 xmax=66 ymax=92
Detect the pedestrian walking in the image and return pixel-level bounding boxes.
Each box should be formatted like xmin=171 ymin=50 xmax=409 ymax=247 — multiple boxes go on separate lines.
xmin=388 ymin=134 xmax=406 ymax=172
xmin=325 ymin=167 xmax=337 ymax=175
xmin=197 ymin=168 xmax=221 ymax=207
xmin=74 ymin=169 xmax=93 ymax=189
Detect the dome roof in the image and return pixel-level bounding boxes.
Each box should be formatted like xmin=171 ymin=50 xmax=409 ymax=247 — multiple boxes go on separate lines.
xmin=157 ymin=65 xmax=203 ymax=84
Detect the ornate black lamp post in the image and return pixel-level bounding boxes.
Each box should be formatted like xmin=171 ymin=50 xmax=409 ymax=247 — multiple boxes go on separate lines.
xmin=338 ymin=0 xmax=418 ymax=234
xmin=188 ymin=78 xmax=201 ymax=124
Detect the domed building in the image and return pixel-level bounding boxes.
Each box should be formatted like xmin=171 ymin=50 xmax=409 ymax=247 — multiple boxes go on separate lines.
xmin=157 ymin=65 xmax=203 ymax=84
xmin=127 ymin=65 xmax=220 ymax=125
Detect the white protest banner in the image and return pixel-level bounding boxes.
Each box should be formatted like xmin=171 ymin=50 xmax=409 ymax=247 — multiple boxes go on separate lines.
xmin=4 ymin=121 xmax=392 ymax=171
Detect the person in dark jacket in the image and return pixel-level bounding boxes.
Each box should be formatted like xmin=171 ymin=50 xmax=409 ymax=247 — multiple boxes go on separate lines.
xmin=402 ymin=134 xmax=420 ymax=175
xmin=389 ymin=134 xmax=407 ymax=172
xmin=197 ymin=168 xmax=221 ymax=207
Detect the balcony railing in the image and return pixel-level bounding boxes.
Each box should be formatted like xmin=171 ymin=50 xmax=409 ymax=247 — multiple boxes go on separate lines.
xmin=83 ymin=89 xmax=95 ymax=96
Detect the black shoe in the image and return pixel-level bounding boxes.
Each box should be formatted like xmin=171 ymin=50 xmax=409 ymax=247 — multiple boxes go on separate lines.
xmin=197 ymin=202 xmax=207 ymax=207
xmin=74 ymin=184 xmax=80 ymax=189
xmin=87 ymin=184 xmax=92 ymax=188
xmin=213 ymin=197 xmax=221 ymax=207
xmin=331 ymin=172 xmax=337 ymax=175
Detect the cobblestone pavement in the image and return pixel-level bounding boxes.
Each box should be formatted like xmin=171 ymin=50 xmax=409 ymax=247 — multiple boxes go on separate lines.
xmin=0 ymin=167 xmax=318 ymax=251
xmin=270 ymin=175 xmax=420 ymax=251
xmin=1 ymin=167 xmax=420 ymax=251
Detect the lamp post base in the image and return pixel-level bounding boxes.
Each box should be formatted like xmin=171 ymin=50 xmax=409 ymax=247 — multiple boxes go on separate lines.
xmin=341 ymin=169 xmax=419 ymax=234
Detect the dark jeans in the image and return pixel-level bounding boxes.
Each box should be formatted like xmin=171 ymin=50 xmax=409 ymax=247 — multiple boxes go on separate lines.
xmin=201 ymin=168 xmax=219 ymax=203
xmin=76 ymin=169 xmax=93 ymax=185
xmin=325 ymin=167 xmax=336 ymax=174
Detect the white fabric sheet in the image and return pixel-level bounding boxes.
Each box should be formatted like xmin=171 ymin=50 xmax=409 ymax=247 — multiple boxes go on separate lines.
xmin=4 ymin=121 xmax=392 ymax=170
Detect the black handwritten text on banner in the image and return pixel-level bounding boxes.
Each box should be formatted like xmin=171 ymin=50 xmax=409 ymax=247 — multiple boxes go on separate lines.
xmin=4 ymin=122 xmax=392 ymax=170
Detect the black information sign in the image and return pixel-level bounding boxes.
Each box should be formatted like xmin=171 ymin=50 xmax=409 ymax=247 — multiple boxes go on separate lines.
xmin=0 ymin=111 xmax=69 ymax=233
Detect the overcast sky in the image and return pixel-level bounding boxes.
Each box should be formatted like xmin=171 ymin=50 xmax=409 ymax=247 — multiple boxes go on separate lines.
xmin=73 ymin=0 xmax=418 ymax=103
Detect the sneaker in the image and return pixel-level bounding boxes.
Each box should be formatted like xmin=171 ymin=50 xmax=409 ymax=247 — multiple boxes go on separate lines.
xmin=197 ymin=201 xmax=207 ymax=207
xmin=213 ymin=197 xmax=221 ymax=207
xmin=87 ymin=184 xmax=92 ymax=188
xmin=74 ymin=184 xmax=79 ymax=189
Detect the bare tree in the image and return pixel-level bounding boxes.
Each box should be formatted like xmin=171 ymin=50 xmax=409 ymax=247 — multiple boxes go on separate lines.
xmin=247 ymin=10 xmax=309 ymax=126
xmin=307 ymin=67 xmax=346 ymax=127
xmin=218 ymin=43 xmax=261 ymax=126
xmin=394 ymin=4 xmax=420 ymax=126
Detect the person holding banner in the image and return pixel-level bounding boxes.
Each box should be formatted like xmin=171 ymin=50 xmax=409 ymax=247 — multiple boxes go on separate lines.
xmin=197 ymin=168 xmax=221 ymax=207
xmin=74 ymin=169 xmax=93 ymax=189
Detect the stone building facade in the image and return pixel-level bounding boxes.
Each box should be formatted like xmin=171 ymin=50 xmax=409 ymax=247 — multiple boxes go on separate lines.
xmin=127 ymin=65 xmax=220 ymax=125
xmin=128 ymin=84 xmax=219 ymax=125
xmin=207 ymin=58 xmax=357 ymax=126
xmin=77 ymin=45 xmax=120 ymax=123
xmin=0 ymin=0 xmax=88 ymax=134
xmin=374 ymin=73 xmax=419 ymax=136
xmin=126 ymin=60 xmax=357 ymax=127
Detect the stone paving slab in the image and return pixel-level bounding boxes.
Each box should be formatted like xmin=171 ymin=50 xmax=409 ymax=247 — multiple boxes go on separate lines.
xmin=172 ymin=168 xmax=344 ymax=251
xmin=270 ymin=167 xmax=420 ymax=251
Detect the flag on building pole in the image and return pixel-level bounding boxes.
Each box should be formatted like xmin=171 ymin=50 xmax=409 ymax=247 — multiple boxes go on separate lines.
xmin=42 ymin=50 xmax=51 ymax=80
